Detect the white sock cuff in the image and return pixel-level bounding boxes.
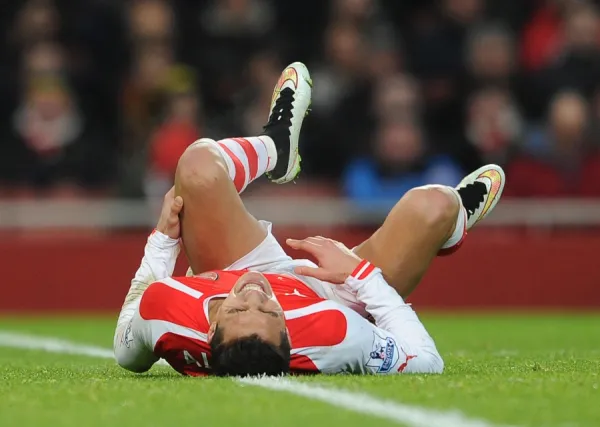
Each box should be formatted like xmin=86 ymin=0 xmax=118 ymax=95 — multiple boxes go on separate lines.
xmin=441 ymin=187 xmax=467 ymax=250
xmin=257 ymin=135 xmax=278 ymax=171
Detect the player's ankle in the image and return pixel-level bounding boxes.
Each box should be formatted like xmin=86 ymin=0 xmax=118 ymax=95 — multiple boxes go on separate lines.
xmin=257 ymin=135 xmax=278 ymax=171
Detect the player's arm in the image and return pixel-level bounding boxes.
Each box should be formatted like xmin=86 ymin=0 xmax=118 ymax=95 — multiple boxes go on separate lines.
xmin=344 ymin=261 xmax=443 ymax=374
xmin=114 ymin=188 xmax=182 ymax=373
xmin=288 ymin=236 xmax=444 ymax=374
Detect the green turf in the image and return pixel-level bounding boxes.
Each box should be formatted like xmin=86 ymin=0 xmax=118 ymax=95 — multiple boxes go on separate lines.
xmin=1 ymin=315 xmax=599 ymax=427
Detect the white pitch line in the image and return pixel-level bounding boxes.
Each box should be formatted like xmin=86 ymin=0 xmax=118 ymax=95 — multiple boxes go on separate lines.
xmin=0 ymin=331 xmax=513 ymax=427
xmin=0 ymin=331 xmax=170 ymax=365
xmin=239 ymin=377 xmax=514 ymax=427
xmin=0 ymin=331 xmax=114 ymax=358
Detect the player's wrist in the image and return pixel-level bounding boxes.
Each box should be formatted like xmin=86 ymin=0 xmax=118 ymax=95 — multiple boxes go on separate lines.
xmin=350 ymin=260 xmax=376 ymax=279
xmin=148 ymin=229 xmax=180 ymax=248
xmin=345 ymin=260 xmax=381 ymax=290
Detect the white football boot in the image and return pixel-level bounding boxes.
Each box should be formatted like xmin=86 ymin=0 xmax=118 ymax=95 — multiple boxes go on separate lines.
xmin=261 ymin=62 xmax=312 ymax=184
xmin=456 ymin=164 xmax=506 ymax=230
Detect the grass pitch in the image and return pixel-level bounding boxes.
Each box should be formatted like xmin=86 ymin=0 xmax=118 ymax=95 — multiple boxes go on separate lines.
xmin=0 ymin=315 xmax=599 ymax=427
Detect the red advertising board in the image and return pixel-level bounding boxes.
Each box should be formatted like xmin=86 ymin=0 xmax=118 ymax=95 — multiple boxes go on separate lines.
xmin=1 ymin=227 xmax=598 ymax=312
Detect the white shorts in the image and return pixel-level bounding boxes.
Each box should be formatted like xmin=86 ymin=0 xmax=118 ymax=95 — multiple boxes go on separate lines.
xmin=187 ymin=221 xmax=368 ymax=317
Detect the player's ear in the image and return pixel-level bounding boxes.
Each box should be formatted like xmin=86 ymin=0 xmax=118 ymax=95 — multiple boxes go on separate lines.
xmin=208 ymin=323 xmax=217 ymax=343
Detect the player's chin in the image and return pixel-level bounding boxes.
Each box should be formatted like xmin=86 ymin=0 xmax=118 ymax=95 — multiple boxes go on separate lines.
xmin=232 ymin=271 xmax=274 ymax=298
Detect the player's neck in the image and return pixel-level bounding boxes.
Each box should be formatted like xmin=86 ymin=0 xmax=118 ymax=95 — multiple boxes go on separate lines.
xmin=207 ymin=298 xmax=225 ymax=321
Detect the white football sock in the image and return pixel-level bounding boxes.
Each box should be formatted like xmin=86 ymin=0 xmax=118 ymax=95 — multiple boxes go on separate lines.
xmin=207 ymin=136 xmax=278 ymax=193
xmin=440 ymin=187 xmax=468 ymax=254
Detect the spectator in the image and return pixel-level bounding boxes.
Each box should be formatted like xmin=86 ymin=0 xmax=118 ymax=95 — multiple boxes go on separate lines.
xmin=0 ymin=40 xmax=66 ymax=122
xmin=465 ymin=24 xmax=516 ymax=89
xmin=330 ymin=0 xmax=401 ymax=82
xmin=121 ymin=42 xmax=175 ymax=148
xmin=407 ymin=0 xmax=485 ymax=162
xmin=534 ymin=2 xmax=600 ymax=113
xmin=128 ymin=0 xmax=174 ymax=43
xmin=457 ymin=24 xmax=525 ymax=169
xmin=201 ymin=0 xmax=275 ymax=38
xmin=146 ymin=65 xmax=202 ymax=198
xmin=311 ymin=22 xmax=367 ymax=115
xmin=520 ymin=0 xmax=584 ymax=72
xmin=9 ymin=0 xmax=61 ymax=51
xmin=465 ymin=87 xmax=523 ymax=165
xmin=119 ymin=41 xmax=175 ymax=197
xmin=1 ymin=0 xmax=63 ymax=108
xmin=198 ymin=0 xmax=276 ymax=112
xmin=1 ymin=74 xmax=113 ymax=192
xmin=343 ymin=119 xmax=463 ymax=207
xmin=237 ymin=51 xmax=282 ymax=136
xmin=372 ymin=74 xmax=421 ymax=123
xmin=301 ymin=21 xmax=371 ymax=178
xmin=22 ymin=40 xmax=66 ymax=77
xmin=3 ymin=1 xmax=600 ymax=200
xmin=409 ymin=0 xmax=484 ymax=100
xmin=506 ymin=91 xmax=600 ymax=197
xmin=331 ymin=0 xmax=375 ymax=24
xmin=366 ymin=27 xmax=403 ymax=81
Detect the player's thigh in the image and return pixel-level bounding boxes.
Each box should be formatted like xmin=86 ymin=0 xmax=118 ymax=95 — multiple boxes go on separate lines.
xmin=225 ymin=220 xmax=293 ymax=270
xmin=175 ymin=140 xmax=266 ymax=274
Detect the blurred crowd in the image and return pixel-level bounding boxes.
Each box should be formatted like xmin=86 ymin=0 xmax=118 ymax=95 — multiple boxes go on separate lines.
xmin=2 ymin=0 xmax=600 ymax=203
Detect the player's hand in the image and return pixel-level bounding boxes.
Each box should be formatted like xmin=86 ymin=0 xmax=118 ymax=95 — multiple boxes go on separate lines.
xmin=286 ymin=236 xmax=362 ymax=284
xmin=156 ymin=187 xmax=183 ymax=240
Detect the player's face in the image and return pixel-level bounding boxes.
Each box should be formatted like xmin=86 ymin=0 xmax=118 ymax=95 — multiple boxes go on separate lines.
xmin=214 ymin=271 xmax=287 ymax=346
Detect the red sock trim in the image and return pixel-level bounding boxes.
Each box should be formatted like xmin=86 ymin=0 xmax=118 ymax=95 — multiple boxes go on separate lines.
xmin=438 ymin=229 xmax=468 ymax=256
xmin=218 ymin=143 xmax=245 ymax=192
xmin=232 ymin=138 xmax=259 ymax=180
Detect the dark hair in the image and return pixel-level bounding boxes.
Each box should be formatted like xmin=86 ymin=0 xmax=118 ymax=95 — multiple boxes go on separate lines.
xmin=210 ymin=326 xmax=291 ymax=377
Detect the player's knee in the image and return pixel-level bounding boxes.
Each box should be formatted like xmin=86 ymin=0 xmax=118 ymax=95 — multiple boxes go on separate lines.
xmin=404 ymin=186 xmax=458 ymax=230
xmin=176 ymin=139 xmax=228 ymax=192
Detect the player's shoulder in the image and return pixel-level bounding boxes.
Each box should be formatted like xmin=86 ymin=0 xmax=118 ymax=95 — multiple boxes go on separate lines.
xmin=288 ymin=300 xmax=377 ymax=374
xmin=287 ymin=299 xmax=365 ymax=347
xmin=139 ymin=275 xmax=215 ymax=328
xmin=140 ymin=273 xmax=224 ymax=312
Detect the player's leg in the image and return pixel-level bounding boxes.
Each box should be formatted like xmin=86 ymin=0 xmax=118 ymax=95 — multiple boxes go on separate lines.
xmin=175 ymin=143 xmax=265 ymax=274
xmin=176 ymin=63 xmax=312 ymax=274
xmin=354 ymin=165 xmax=505 ymax=298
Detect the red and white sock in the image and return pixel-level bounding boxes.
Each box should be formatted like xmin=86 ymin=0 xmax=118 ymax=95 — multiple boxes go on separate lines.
xmin=209 ymin=136 xmax=278 ymax=193
xmin=438 ymin=187 xmax=468 ymax=256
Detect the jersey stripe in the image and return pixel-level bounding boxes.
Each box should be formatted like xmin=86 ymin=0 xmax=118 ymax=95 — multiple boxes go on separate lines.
xmin=147 ymin=319 xmax=208 ymax=349
xmin=160 ymin=277 xmax=204 ymax=299
xmin=358 ymin=263 xmax=375 ymax=280
xmin=351 ymin=260 xmax=369 ymax=279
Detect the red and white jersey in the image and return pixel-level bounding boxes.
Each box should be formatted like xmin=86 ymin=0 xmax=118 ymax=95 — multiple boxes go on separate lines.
xmin=136 ymin=270 xmax=386 ymax=376
xmin=115 ymin=231 xmax=444 ymax=376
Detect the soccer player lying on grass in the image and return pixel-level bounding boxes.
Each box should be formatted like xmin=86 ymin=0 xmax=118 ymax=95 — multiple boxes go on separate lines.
xmin=114 ymin=62 xmax=506 ymax=377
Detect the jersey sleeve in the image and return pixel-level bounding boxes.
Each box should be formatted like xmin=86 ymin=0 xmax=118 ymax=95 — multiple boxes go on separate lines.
xmin=114 ymin=230 xmax=180 ymax=373
xmin=344 ymin=260 xmax=444 ymax=374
